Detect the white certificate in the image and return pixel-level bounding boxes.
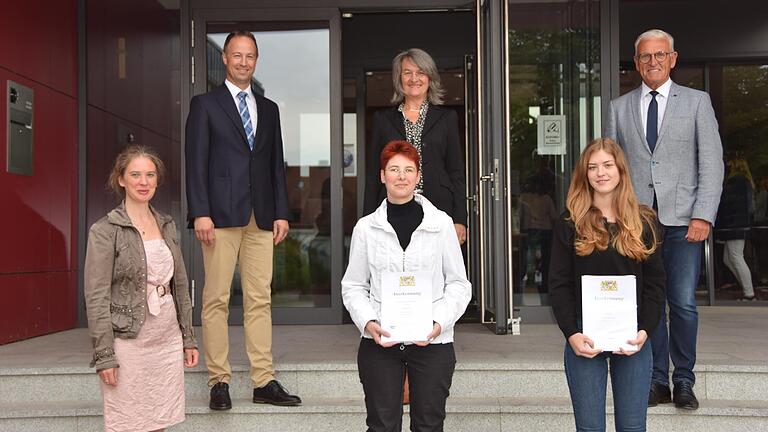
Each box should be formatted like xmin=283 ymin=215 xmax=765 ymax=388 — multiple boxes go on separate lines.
xmin=581 ymin=275 xmax=638 ymax=352
xmin=380 ymin=271 xmax=433 ymax=343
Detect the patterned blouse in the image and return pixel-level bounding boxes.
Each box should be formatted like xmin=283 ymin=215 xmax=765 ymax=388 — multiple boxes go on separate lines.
xmin=398 ymin=99 xmax=429 ymax=191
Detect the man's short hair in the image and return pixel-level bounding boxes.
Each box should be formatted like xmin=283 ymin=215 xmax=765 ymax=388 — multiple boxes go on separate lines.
xmin=634 ymin=29 xmax=675 ymax=55
xmin=223 ymin=31 xmax=259 ymax=56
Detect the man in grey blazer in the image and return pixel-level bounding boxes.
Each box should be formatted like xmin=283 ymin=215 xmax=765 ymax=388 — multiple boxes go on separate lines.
xmin=604 ymin=29 xmax=723 ymax=410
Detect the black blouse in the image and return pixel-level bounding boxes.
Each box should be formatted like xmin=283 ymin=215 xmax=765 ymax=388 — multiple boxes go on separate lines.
xmin=548 ymin=212 xmax=666 ymax=340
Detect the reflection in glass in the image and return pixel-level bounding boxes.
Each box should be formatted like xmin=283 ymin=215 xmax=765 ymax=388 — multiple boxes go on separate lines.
xmin=342 ymin=80 xmax=360 ymax=325
xmin=713 ymin=64 xmax=768 ymax=303
xmin=507 ymin=0 xmax=601 ymax=307
xmin=207 ymin=28 xmax=331 ymax=308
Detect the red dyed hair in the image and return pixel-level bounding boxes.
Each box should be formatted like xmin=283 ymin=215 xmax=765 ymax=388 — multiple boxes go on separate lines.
xmin=380 ymin=140 xmax=420 ymax=170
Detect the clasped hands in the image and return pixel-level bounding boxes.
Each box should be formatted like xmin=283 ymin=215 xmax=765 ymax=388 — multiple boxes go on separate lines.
xmin=567 ymin=330 xmax=648 ymax=359
xmin=365 ymin=320 xmax=442 ymax=348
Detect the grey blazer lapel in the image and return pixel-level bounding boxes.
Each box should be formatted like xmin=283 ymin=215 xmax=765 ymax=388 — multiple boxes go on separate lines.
xmin=629 ymin=88 xmax=649 ymax=154
xmin=655 ymin=82 xmax=680 ymax=152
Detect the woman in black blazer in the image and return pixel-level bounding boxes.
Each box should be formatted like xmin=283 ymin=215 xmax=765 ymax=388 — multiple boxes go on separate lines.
xmin=364 ymin=48 xmax=468 ymax=244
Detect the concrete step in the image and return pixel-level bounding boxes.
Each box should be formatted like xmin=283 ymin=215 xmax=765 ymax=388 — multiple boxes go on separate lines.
xmin=2 ymin=361 xmax=766 ymax=404
xmin=2 ymin=397 xmax=768 ymax=432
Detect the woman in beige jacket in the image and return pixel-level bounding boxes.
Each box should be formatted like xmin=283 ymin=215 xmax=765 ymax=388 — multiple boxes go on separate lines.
xmin=84 ymin=145 xmax=197 ymax=432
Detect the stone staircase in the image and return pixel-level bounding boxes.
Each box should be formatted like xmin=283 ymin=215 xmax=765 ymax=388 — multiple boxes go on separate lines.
xmin=1 ymin=309 xmax=767 ymax=431
xmin=2 ymin=359 xmax=767 ymax=431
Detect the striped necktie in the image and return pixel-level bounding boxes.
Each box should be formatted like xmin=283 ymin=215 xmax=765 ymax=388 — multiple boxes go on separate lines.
xmin=238 ymin=91 xmax=255 ymax=150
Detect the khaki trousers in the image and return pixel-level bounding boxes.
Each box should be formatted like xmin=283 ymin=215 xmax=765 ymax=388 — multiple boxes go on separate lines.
xmin=202 ymin=214 xmax=275 ymax=388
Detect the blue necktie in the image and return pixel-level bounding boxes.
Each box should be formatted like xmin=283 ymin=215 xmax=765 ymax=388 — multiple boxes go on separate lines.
xmin=238 ymin=91 xmax=255 ymax=150
xmin=646 ymin=90 xmax=659 ymax=153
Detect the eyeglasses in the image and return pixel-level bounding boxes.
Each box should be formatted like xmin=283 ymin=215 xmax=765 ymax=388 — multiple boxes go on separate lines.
xmin=402 ymin=70 xmax=427 ymax=80
xmin=636 ymin=51 xmax=675 ymax=64
xmin=386 ymin=166 xmax=417 ymax=175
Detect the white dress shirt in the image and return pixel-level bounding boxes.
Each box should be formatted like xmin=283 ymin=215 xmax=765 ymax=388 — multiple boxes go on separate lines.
xmin=224 ymin=79 xmax=258 ymax=134
xmin=640 ymin=78 xmax=672 ymax=139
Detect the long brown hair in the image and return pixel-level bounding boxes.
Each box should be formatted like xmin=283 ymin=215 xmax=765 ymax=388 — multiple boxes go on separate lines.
xmin=566 ymin=138 xmax=658 ymax=260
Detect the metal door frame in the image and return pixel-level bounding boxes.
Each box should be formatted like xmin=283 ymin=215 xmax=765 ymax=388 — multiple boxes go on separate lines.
xmin=476 ymin=0 xmax=513 ymax=334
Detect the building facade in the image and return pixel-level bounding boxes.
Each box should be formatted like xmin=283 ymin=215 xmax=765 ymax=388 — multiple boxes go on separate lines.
xmin=1 ymin=0 xmax=766 ymax=343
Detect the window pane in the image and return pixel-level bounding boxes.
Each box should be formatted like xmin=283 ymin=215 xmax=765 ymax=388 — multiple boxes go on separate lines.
xmin=714 ymin=64 xmax=768 ymax=302
xmin=207 ymin=28 xmax=331 ymax=308
xmin=508 ymin=0 xmax=601 ymax=307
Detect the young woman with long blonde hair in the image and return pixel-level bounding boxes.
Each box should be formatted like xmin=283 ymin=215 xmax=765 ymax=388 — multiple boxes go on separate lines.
xmin=549 ymin=138 xmax=665 ymax=431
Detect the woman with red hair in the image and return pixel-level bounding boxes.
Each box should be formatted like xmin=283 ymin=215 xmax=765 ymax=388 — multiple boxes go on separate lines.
xmin=343 ymin=140 xmax=471 ymax=432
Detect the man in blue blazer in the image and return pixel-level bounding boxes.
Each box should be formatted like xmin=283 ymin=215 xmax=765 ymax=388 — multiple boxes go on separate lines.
xmin=604 ymin=29 xmax=723 ymax=410
xmin=185 ymin=31 xmax=300 ymax=410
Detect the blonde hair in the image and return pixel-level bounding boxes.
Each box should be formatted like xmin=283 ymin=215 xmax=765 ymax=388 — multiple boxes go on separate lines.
xmin=727 ymin=157 xmax=754 ymax=188
xmin=107 ymin=145 xmax=166 ymax=197
xmin=566 ymin=138 xmax=658 ymax=260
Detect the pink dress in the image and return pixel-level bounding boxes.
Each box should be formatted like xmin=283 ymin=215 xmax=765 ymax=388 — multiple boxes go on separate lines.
xmin=101 ymin=239 xmax=185 ymax=432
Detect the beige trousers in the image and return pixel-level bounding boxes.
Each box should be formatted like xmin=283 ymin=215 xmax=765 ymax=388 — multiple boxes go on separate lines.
xmin=201 ymin=214 xmax=275 ymax=388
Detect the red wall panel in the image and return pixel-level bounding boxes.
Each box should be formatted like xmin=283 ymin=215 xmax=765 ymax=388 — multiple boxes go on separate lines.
xmin=0 ymin=72 xmax=77 ymax=273
xmin=0 ymin=0 xmax=78 ymax=344
xmin=0 ymin=0 xmax=77 ymax=97
xmin=0 ymin=273 xmax=77 ymax=345
xmin=86 ymin=0 xmax=179 ymax=140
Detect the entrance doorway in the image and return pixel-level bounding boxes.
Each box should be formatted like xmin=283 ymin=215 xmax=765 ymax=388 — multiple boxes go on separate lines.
xmin=339 ymin=10 xmax=480 ymax=322
xmin=183 ymin=4 xmax=512 ymax=328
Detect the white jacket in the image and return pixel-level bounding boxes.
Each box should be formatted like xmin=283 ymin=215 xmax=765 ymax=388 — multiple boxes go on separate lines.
xmin=342 ymin=194 xmax=471 ymax=344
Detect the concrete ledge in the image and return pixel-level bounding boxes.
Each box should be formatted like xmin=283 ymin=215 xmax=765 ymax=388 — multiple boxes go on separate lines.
xmin=3 ymin=397 xmax=768 ymax=432
xmin=2 ymin=364 xmax=767 ymax=403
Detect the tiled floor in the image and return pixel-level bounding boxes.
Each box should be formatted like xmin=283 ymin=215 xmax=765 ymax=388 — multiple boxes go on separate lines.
xmin=0 ymin=306 xmax=765 ymax=370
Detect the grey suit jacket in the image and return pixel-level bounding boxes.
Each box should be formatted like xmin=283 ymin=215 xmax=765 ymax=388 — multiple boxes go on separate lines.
xmin=603 ymin=82 xmax=724 ymax=226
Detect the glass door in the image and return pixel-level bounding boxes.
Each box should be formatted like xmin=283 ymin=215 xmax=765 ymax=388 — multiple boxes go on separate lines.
xmin=187 ymin=8 xmax=343 ymax=324
xmin=476 ymin=0 xmax=514 ymax=334
xmin=507 ymin=0 xmax=601 ymax=322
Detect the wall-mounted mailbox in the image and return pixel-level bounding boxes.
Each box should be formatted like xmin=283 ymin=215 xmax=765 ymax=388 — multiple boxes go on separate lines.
xmin=7 ymin=80 xmax=34 ymax=176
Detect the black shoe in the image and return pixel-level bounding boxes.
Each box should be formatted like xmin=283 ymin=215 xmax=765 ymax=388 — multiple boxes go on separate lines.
xmin=253 ymin=380 xmax=302 ymax=406
xmin=209 ymin=382 xmax=232 ymax=410
xmin=648 ymin=382 xmax=672 ymax=407
xmin=673 ymin=382 xmax=699 ymax=410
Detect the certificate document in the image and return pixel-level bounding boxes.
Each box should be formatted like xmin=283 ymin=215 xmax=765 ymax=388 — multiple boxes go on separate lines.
xmin=581 ymin=275 xmax=638 ymax=352
xmin=380 ymin=271 xmax=433 ymax=343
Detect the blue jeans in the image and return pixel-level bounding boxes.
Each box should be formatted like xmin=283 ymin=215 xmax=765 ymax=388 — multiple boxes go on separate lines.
xmin=564 ymin=342 xmax=652 ymax=432
xmin=650 ymin=225 xmax=701 ymax=386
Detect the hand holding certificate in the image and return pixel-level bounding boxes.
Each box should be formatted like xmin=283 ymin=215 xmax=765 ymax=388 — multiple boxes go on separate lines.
xmin=581 ymin=275 xmax=638 ymax=352
xmin=380 ymin=271 xmax=433 ymax=343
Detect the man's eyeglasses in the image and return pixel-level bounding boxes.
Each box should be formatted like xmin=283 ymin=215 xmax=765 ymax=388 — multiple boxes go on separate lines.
xmin=386 ymin=166 xmax=417 ymax=175
xmin=636 ymin=51 xmax=675 ymax=64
